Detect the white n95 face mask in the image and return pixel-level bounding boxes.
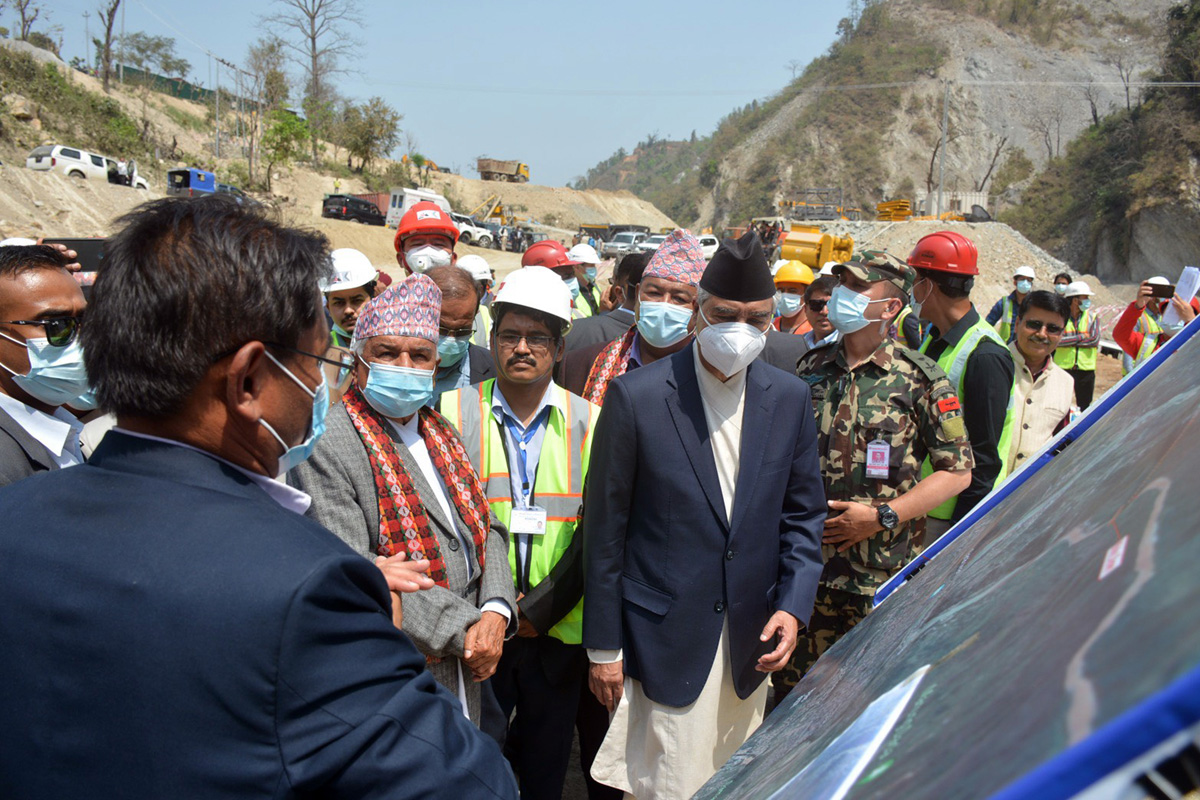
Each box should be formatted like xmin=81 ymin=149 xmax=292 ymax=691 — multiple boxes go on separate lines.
xmin=696 ymin=306 xmax=767 ymax=376
xmin=405 ymin=246 xmax=453 ymax=274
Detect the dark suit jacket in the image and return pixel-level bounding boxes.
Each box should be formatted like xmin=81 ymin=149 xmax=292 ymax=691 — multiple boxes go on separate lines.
xmin=467 ymin=344 xmax=497 ymax=383
xmin=0 ymin=405 xmax=58 ymax=488
xmin=559 ymin=330 xmax=812 ymax=398
xmin=565 ymin=308 xmax=635 ymax=352
xmin=582 ymin=344 xmax=826 ymax=707
xmin=0 ymin=432 xmax=516 ymax=799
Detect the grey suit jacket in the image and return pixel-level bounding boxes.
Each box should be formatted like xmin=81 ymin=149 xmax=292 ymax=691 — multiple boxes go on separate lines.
xmin=0 ymin=405 xmax=58 ymax=488
xmin=289 ymin=405 xmax=516 ymax=723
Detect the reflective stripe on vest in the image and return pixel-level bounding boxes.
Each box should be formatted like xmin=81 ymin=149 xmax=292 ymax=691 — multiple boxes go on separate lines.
xmin=1052 ymin=310 xmax=1097 ymax=371
xmin=996 ymin=295 xmax=1015 ymax=342
xmin=919 ymin=319 xmax=1018 ymax=520
xmin=441 ymin=379 xmax=597 ymax=644
xmin=470 ymin=305 xmax=493 ymax=350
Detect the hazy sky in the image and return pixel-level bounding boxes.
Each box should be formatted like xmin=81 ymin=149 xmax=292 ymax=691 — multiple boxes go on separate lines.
xmin=47 ymin=0 xmax=849 ymax=186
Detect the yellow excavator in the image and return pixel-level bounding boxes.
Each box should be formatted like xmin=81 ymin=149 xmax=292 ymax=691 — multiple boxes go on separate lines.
xmin=778 ymin=224 xmax=854 ymax=269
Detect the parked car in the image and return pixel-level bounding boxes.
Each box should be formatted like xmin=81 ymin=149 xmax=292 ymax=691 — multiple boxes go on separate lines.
xmin=167 ymin=168 xmax=216 ymax=197
xmin=322 ymin=194 xmax=386 ymax=225
xmin=27 ymin=145 xmax=148 ymax=190
xmin=698 ymin=234 xmax=719 ymax=260
xmin=216 ymin=183 xmax=245 ymax=197
xmin=637 ymin=233 xmax=669 ymax=254
xmin=602 ymin=230 xmax=647 ymax=260
xmin=449 ymin=212 xmax=493 ymax=247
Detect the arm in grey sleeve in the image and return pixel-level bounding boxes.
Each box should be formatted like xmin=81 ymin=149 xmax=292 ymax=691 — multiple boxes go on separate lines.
xmin=478 ymin=512 xmax=517 ymax=636
xmin=289 ymin=436 xmax=375 ymax=559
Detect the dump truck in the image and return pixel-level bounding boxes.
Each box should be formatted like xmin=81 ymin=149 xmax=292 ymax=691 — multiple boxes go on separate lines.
xmin=477 ymin=158 xmax=530 ymax=183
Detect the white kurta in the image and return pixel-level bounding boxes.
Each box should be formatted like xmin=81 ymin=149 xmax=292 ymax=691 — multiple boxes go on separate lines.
xmin=591 ymin=348 xmax=768 ymax=799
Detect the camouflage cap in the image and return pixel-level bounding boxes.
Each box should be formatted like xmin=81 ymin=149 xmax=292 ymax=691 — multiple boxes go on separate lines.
xmin=834 ymin=250 xmax=914 ymax=296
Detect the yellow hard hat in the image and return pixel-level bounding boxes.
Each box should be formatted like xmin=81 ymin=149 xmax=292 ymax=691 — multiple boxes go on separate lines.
xmin=774 ymin=261 xmax=814 ymax=286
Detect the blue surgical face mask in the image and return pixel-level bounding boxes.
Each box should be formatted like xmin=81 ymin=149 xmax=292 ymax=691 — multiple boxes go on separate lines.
xmin=637 ymin=301 xmax=694 ymax=348
xmin=70 ymin=387 xmax=100 ymax=411
xmin=437 ymin=335 xmax=471 ymax=367
xmin=0 ymin=333 xmax=93 ymax=407
xmin=360 ymin=356 xmax=434 ymax=419
xmin=910 ymin=278 xmax=931 ymax=320
xmin=1055 ymin=283 xmax=1069 ymax=295
xmin=260 ymin=352 xmax=328 ymax=476
xmin=776 ymin=292 xmax=803 ymax=317
xmin=584 ymin=266 xmax=598 ymax=283
xmin=1080 ymin=298 xmax=1092 ymax=311
xmin=1016 ymin=279 xmax=1033 ymax=294
xmin=827 ymin=285 xmax=890 ymax=335
xmin=564 ymin=277 xmax=581 ymax=300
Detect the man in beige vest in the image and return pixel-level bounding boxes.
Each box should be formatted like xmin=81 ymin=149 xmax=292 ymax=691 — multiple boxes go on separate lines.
xmin=1007 ymin=290 xmax=1076 ymax=472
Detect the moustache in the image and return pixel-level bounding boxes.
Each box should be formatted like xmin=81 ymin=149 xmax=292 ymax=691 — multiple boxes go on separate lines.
xmin=506 ymin=356 xmax=537 ymax=368
xmin=1029 ymin=336 xmax=1051 ymax=346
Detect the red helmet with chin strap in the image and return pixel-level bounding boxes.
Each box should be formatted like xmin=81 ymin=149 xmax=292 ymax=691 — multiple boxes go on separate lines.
xmin=906 ymin=231 xmax=979 ymax=276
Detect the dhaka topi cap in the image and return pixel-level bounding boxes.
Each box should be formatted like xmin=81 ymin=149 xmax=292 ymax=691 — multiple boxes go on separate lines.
xmin=353 ymin=273 xmax=441 ymax=344
xmin=644 ymin=229 xmax=706 ymax=287
xmin=834 ymin=250 xmax=914 ymax=297
xmin=699 ymin=230 xmax=775 ymax=302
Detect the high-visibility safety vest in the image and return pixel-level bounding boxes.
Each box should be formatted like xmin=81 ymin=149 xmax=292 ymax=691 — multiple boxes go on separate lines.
xmin=471 ymin=305 xmax=492 ymax=350
xmin=440 ymin=379 xmax=598 ymax=644
xmin=919 ymin=319 xmax=1018 ymax=520
xmin=1053 ymin=310 xmax=1098 ymax=371
xmin=574 ymin=284 xmax=602 ymax=320
xmin=1122 ymin=312 xmax=1162 ymax=375
xmin=995 ymin=294 xmax=1018 ymax=342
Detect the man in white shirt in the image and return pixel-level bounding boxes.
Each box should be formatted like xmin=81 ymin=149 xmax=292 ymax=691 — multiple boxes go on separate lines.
xmin=0 ymin=244 xmax=88 ymax=486
xmin=1008 ymin=290 xmax=1077 ymax=472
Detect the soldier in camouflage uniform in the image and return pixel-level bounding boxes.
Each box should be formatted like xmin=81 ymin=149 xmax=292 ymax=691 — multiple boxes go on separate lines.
xmin=772 ymin=254 xmax=975 ymax=701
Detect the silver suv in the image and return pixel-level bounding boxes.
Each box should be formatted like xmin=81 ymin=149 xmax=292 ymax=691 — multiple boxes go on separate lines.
xmin=602 ymin=231 xmax=647 ymax=260
xmin=26 ymin=145 xmax=148 ymax=190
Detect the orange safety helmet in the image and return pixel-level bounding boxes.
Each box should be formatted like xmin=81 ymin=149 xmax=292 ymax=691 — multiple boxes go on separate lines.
xmin=521 ymin=239 xmax=578 ymax=269
xmin=906 ymin=231 xmax=979 ymax=276
xmin=394 ymin=201 xmax=459 ymax=251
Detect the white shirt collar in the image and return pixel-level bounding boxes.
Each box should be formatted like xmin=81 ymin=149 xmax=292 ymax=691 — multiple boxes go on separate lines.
xmin=692 ymin=342 xmax=748 ymax=401
xmin=489 ymin=380 xmax=563 ymax=427
xmin=0 ymin=391 xmax=84 ymax=463
xmin=112 ymin=428 xmax=312 ymax=515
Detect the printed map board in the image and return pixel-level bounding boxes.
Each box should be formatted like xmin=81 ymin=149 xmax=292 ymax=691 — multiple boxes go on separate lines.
xmin=695 ymin=323 xmax=1200 ymax=799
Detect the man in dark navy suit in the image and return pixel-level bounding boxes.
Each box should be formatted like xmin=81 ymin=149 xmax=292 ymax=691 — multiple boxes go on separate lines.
xmin=582 ymin=232 xmax=826 ymax=798
xmin=0 ymin=197 xmax=517 ymax=799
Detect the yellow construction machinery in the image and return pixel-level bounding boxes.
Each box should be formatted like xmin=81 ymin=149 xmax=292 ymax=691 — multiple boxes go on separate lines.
xmin=468 ymin=194 xmax=519 ymax=226
xmin=779 ymin=224 xmax=854 ymax=269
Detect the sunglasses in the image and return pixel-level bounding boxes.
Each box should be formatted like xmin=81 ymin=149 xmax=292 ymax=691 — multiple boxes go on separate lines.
xmin=2 ymin=316 xmax=82 ymax=347
xmin=807 ymin=298 xmax=828 ymax=312
xmin=1022 ymin=319 xmax=1064 ymax=335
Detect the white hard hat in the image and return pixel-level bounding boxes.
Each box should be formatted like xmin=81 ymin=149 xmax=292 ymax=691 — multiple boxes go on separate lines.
xmin=0 ymin=237 xmax=37 ymax=247
xmin=1014 ymin=266 xmax=1036 ymax=279
xmin=567 ymin=243 xmax=601 ymax=265
xmin=1147 ymin=276 xmax=1170 ymax=285
xmin=819 ymin=261 xmax=838 ymax=276
xmin=457 ymin=253 xmax=493 ymax=284
xmin=770 ymin=258 xmax=788 ymax=276
xmin=493 ymin=266 xmax=573 ymax=330
xmin=1064 ymin=280 xmax=1093 ymax=298
xmin=320 ymin=248 xmax=377 ymax=292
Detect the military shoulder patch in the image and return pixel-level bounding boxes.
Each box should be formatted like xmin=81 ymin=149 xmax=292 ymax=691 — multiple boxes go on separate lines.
xmin=941 ymin=415 xmax=967 ymax=441
xmin=896 ymin=347 xmax=948 ymax=385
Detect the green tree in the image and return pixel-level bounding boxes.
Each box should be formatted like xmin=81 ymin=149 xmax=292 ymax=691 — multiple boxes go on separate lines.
xmin=344 ymin=96 xmax=401 ymax=172
xmin=118 ymin=31 xmax=191 ymax=77
xmin=261 ymin=109 xmax=309 ymax=192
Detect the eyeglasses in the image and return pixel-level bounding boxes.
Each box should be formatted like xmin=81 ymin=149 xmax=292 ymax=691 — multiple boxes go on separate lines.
xmin=1022 ymin=319 xmax=1064 ymax=335
xmin=1 ymin=316 xmax=82 ymax=347
xmin=806 ymin=299 xmax=828 ymax=312
xmin=212 ymin=341 xmax=349 ymax=368
xmin=495 ymin=332 xmax=555 ymax=352
xmin=439 ymin=326 xmax=475 ymax=339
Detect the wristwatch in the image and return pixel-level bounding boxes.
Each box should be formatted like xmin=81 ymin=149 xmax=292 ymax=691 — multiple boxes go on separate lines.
xmin=876 ymin=503 xmax=900 ymax=532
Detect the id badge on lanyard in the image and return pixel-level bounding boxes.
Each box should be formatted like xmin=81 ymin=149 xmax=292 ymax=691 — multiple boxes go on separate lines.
xmin=866 ymin=438 xmax=891 ymax=479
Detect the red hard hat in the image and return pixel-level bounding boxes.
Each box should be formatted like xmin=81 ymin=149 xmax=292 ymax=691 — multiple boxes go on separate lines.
xmin=521 ymin=239 xmax=578 ymax=269
xmin=906 ymin=231 xmax=979 ymax=276
xmin=394 ymin=201 xmax=459 ymax=251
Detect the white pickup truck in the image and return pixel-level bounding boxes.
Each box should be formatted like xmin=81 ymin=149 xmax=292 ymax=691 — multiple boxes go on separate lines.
xmin=450 ymin=213 xmax=494 ymax=247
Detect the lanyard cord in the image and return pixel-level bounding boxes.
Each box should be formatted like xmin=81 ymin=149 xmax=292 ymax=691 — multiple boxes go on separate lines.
xmin=492 ymin=405 xmax=551 ymax=593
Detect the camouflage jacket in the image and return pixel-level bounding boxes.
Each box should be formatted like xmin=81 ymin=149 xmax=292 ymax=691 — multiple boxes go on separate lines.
xmin=798 ymin=338 xmax=974 ymax=595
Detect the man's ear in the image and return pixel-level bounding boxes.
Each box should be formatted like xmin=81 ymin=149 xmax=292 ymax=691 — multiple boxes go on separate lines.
xmin=225 ymin=341 xmax=270 ymax=426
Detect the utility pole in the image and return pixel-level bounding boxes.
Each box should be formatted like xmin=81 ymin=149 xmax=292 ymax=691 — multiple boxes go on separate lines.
xmin=937 ymin=80 xmax=948 ymax=219
xmin=215 ymin=60 xmax=221 ymax=159
xmin=119 ymin=0 xmax=124 ymax=84
xmin=83 ymin=12 xmax=90 ymax=68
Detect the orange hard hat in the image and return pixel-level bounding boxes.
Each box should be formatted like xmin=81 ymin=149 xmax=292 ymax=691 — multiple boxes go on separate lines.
xmin=774 ymin=261 xmax=814 ymax=286
xmin=521 ymin=239 xmax=578 ymax=269
xmin=906 ymin=231 xmax=979 ymax=276
xmin=394 ymin=201 xmax=459 ymax=251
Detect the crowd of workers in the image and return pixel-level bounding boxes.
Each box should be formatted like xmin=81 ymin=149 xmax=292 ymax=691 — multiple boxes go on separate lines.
xmin=0 ymin=195 xmax=1196 ymax=799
